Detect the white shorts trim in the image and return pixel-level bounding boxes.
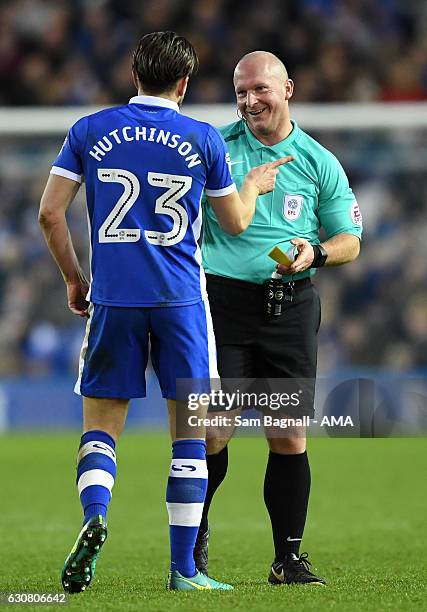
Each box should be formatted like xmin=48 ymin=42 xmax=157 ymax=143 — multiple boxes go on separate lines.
xmin=202 ymin=292 xmax=219 ymax=380
xmin=74 ymin=304 xmax=94 ymax=395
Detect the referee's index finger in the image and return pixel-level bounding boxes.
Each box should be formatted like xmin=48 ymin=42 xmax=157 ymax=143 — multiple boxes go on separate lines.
xmin=269 ymin=156 xmax=294 ymax=168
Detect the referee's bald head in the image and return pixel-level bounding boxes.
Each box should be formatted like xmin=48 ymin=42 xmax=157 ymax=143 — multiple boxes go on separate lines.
xmin=234 ymin=51 xmax=289 ymax=84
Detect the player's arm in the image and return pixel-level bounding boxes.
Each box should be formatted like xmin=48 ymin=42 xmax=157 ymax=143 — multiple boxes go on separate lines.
xmin=38 ymin=174 xmax=90 ymax=317
xmin=207 ymin=156 xmax=293 ymax=235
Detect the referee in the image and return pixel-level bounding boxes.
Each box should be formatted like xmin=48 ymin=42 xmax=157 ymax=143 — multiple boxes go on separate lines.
xmin=194 ymin=51 xmax=362 ymax=585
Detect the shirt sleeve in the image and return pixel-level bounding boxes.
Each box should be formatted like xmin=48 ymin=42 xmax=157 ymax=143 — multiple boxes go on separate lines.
xmin=317 ymin=152 xmax=363 ymax=239
xmin=204 ymin=126 xmax=236 ymax=197
xmin=50 ymin=117 xmax=87 ymax=183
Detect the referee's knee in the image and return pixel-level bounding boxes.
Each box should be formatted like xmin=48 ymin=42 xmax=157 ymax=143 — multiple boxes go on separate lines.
xmin=266 ymin=435 xmax=306 ymax=455
xmin=206 ymin=437 xmax=229 ymax=455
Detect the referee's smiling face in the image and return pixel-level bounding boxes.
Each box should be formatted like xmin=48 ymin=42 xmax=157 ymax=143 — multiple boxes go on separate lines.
xmin=234 ymin=52 xmax=293 ymax=144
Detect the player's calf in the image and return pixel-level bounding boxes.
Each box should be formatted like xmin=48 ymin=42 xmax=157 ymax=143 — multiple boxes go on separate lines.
xmin=61 ymin=429 xmax=116 ymax=593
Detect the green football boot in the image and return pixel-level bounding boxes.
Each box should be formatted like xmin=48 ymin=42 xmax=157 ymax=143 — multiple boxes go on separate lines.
xmin=61 ymin=515 xmax=107 ymax=593
xmin=167 ymin=569 xmax=233 ymax=591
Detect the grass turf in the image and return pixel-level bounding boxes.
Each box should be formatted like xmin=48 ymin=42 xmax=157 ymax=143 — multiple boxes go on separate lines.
xmin=0 ymin=433 xmax=426 ymax=611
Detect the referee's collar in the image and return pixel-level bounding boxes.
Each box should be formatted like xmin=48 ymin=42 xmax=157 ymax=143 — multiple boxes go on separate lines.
xmin=128 ymin=95 xmax=180 ymax=113
xmin=244 ymin=120 xmax=299 ymax=152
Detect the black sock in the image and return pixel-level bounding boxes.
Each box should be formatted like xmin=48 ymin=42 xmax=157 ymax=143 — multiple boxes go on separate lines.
xmin=263 ymin=450 xmax=311 ymax=560
xmin=198 ymin=445 xmax=228 ymax=535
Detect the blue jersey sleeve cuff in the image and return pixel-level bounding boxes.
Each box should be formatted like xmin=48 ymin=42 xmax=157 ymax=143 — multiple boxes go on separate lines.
xmin=205 ymin=183 xmax=236 ymax=197
xmin=51 ymin=166 xmax=83 ymax=183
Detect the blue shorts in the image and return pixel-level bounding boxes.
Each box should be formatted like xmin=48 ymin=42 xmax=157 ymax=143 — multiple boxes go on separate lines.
xmin=74 ymin=299 xmax=218 ymax=400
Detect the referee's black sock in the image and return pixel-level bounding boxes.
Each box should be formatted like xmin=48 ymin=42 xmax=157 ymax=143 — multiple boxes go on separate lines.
xmin=263 ymin=450 xmax=311 ymax=560
xmin=198 ymin=445 xmax=228 ymax=535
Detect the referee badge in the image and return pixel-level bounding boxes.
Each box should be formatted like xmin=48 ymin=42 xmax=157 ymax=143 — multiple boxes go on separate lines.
xmin=283 ymin=194 xmax=303 ymax=221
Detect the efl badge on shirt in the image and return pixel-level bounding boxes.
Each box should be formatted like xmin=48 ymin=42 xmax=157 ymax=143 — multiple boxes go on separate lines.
xmin=283 ymin=194 xmax=303 ymax=221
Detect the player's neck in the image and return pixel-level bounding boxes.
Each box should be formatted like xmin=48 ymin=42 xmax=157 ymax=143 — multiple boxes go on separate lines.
xmin=137 ymin=89 xmax=180 ymax=105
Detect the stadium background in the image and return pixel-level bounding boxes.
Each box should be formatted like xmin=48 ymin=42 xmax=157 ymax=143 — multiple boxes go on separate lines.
xmin=0 ymin=1 xmax=426 ymax=610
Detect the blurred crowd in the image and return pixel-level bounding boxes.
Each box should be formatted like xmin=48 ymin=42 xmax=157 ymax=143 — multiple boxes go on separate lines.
xmin=1 ymin=0 xmax=427 ymax=105
xmin=1 ymin=0 xmax=427 ymax=378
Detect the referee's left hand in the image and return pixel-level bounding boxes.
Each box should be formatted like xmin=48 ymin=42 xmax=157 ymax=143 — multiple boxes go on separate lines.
xmin=277 ymin=237 xmax=314 ymax=274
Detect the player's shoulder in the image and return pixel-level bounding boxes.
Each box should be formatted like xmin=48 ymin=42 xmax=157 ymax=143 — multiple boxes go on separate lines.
xmin=83 ymin=104 xmax=129 ymax=125
xmin=69 ymin=105 xmax=127 ymax=135
xmin=179 ymin=114 xmax=237 ymax=150
xmin=178 ymin=112 xmax=214 ymax=138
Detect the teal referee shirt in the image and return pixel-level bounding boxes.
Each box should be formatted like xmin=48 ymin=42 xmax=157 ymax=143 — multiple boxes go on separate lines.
xmin=202 ymin=119 xmax=363 ymax=283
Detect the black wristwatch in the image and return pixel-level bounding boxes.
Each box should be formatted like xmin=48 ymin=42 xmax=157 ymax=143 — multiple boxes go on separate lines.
xmin=310 ymin=244 xmax=328 ymax=268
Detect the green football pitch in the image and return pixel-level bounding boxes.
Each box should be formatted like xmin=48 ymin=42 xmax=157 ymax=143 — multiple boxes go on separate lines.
xmin=1 ymin=433 xmax=426 ymax=611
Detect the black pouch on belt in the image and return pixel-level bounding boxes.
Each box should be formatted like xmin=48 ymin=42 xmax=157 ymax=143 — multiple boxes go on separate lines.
xmin=263 ymin=274 xmax=294 ymax=318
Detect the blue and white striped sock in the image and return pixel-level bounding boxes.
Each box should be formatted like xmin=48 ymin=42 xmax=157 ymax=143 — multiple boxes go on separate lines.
xmin=76 ymin=430 xmax=117 ymax=525
xmin=166 ymin=439 xmax=208 ymax=577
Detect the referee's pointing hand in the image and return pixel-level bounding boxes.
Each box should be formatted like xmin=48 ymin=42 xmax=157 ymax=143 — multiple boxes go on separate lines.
xmin=247 ymin=156 xmax=294 ymax=195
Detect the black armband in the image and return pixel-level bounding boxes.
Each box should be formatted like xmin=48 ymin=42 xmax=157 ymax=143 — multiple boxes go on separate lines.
xmin=310 ymin=244 xmax=328 ymax=268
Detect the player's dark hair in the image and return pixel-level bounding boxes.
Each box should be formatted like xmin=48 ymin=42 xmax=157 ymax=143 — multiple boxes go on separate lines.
xmin=132 ymin=31 xmax=199 ymax=95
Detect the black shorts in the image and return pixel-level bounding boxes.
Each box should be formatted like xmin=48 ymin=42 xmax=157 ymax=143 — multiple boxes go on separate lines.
xmin=206 ymin=274 xmax=321 ymax=417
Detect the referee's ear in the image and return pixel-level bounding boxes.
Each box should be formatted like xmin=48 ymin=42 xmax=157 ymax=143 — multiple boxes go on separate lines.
xmin=285 ymin=79 xmax=294 ymax=100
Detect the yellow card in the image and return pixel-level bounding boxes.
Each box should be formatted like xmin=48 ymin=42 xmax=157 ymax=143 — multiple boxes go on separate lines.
xmin=268 ymin=246 xmax=293 ymax=266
